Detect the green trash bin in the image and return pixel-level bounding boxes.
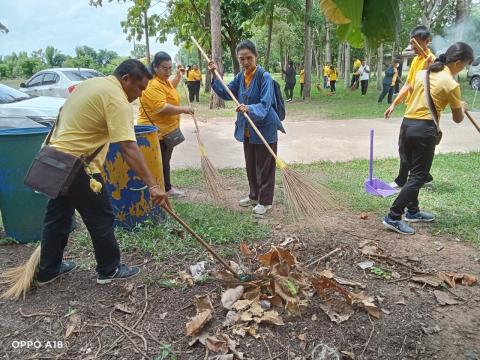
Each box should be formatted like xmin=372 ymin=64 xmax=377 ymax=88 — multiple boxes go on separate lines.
xmin=0 ymin=127 xmax=50 ymax=243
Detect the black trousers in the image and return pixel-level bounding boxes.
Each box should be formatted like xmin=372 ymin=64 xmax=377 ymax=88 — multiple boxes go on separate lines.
xmin=300 ymin=83 xmax=304 ymax=97
xmin=360 ymin=80 xmax=369 ymax=95
xmin=38 ymin=171 xmax=120 ymax=280
xmin=187 ymin=81 xmax=200 ymax=102
xmin=330 ymin=80 xmax=336 ymax=92
xmin=243 ymin=138 xmax=277 ymax=206
xmin=350 ymin=74 xmax=359 ymax=87
xmin=160 ymin=140 xmax=174 ymax=192
xmin=378 ymin=83 xmax=394 ymax=104
xmin=389 ymin=119 xmax=437 ymax=220
xmin=284 ymin=83 xmax=295 ymax=100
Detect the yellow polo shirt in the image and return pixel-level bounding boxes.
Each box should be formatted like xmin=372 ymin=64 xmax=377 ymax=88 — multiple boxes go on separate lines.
xmin=300 ymin=69 xmax=305 ymax=84
xmin=187 ymin=69 xmax=202 ymax=82
xmin=323 ymin=65 xmax=330 ymax=77
xmin=353 ymin=59 xmax=362 ymax=75
xmin=404 ymin=67 xmax=462 ymax=121
xmin=405 ymin=48 xmax=434 ymax=103
xmin=137 ymin=76 xmax=180 ymax=139
xmin=49 ymin=75 xmax=136 ymax=174
xmin=329 ymin=69 xmax=337 ymax=81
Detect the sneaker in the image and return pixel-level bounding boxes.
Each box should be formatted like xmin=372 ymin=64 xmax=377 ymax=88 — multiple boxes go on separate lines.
xmin=238 ymin=197 xmax=258 ymax=207
xmin=167 ymin=187 xmax=186 ymax=198
xmin=253 ymin=204 xmax=272 ymax=217
xmin=388 ymin=182 xmax=402 ymax=190
xmin=286 ymin=99 xmax=292 ymax=102
xmin=382 ymin=215 xmax=415 ymax=235
xmin=405 ymin=211 xmax=435 ymax=223
xmin=97 ymin=264 xmax=140 ymax=284
xmin=37 ymin=260 xmax=77 ymax=286
xmin=424 ymin=181 xmax=433 ymax=188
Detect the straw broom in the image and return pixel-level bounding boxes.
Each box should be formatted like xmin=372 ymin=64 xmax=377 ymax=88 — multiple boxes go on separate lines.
xmin=191 ymin=36 xmax=334 ymax=224
xmin=1 ymin=245 xmax=41 ymax=300
xmin=177 ymin=68 xmax=226 ymax=204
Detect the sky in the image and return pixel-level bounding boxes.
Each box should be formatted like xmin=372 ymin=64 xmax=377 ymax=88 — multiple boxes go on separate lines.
xmin=0 ymin=0 xmax=179 ymax=57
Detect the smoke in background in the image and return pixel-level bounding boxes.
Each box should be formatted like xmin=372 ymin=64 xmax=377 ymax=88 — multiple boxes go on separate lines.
xmin=431 ymin=17 xmax=480 ymax=56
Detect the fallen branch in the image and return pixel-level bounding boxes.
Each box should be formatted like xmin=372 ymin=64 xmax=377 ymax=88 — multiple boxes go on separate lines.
xmin=108 ymin=323 xmax=152 ymax=360
xmin=111 ymin=317 xmax=148 ymax=352
xmin=262 ymin=335 xmax=273 ymax=359
xmin=18 ymin=308 xmax=53 ymax=318
xmin=369 ymin=254 xmax=427 ymax=274
xmin=305 ymin=248 xmax=341 ymax=268
xmin=361 ymin=314 xmax=375 ymax=356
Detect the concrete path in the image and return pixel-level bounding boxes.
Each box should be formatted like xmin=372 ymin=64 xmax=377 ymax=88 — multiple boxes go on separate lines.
xmin=170 ymin=112 xmax=480 ymax=169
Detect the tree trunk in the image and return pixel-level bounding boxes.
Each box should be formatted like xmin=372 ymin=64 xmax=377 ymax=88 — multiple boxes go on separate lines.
xmin=325 ymin=21 xmax=332 ymax=64
xmin=279 ymin=40 xmax=284 ymax=80
xmin=210 ymin=0 xmax=224 ymax=109
xmin=303 ymin=0 xmax=313 ymax=100
xmin=313 ymin=47 xmax=320 ymax=80
xmin=228 ymin=41 xmax=240 ymax=75
xmin=264 ymin=4 xmax=274 ymax=71
xmin=338 ymin=43 xmax=344 ymax=78
xmin=455 ymin=0 xmax=470 ymax=23
xmin=143 ymin=9 xmax=151 ymax=64
xmin=344 ymin=43 xmax=350 ymax=88
xmin=376 ymin=43 xmax=384 ymax=91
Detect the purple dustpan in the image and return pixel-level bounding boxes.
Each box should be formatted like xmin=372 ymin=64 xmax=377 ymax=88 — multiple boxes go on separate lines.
xmin=364 ymin=129 xmax=398 ymax=197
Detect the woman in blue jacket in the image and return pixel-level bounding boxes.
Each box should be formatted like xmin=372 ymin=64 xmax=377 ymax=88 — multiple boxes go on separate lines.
xmin=208 ymin=40 xmax=285 ymax=217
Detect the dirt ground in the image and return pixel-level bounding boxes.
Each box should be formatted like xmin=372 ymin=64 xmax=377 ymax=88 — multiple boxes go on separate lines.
xmin=1 ymin=178 xmax=479 ymax=360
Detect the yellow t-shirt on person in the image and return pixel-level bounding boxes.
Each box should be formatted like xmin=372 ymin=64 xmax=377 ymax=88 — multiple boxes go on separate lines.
xmin=300 ymin=69 xmax=305 ymax=84
xmin=329 ymin=69 xmax=337 ymax=81
xmin=353 ymin=59 xmax=362 ymax=75
xmin=244 ymin=66 xmax=257 ymax=88
xmin=405 ymin=48 xmax=434 ymax=103
xmin=187 ymin=69 xmax=202 ymax=82
xmin=391 ymin=67 xmax=398 ymax=86
xmin=323 ymin=65 xmax=330 ymax=77
xmin=137 ymin=76 xmax=180 ymax=139
xmin=48 ymin=75 xmax=136 ymax=174
xmin=404 ymin=67 xmax=462 ymax=121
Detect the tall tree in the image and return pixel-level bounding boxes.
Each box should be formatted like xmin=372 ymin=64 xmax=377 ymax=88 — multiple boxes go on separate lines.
xmin=210 ymin=0 xmax=224 ymax=109
xmin=343 ymin=42 xmax=350 ymax=88
xmin=303 ymin=0 xmax=313 ymax=99
xmin=376 ymin=43 xmax=383 ymax=91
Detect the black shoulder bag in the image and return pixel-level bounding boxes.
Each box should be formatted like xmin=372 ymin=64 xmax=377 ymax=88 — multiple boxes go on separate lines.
xmin=24 ymin=111 xmax=105 ymax=199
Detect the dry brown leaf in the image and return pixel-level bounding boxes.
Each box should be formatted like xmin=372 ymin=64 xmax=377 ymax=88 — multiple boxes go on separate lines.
xmin=438 ymin=272 xmax=478 ymax=288
xmin=352 ymin=292 xmax=381 ymax=319
xmin=276 ymin=247 xmax=296 ymax=267
xmin=311 ymin=276 xmax=353 ymax=304
xmin=243 ymin=286 xmax=261 ymax=301
xmin=196 ymin=294 xmax=214 ymax=313
xmin=240 ymin=311 xmax=253 ymax=322
xmin=298 ymin=333 xmax=306 ymax=341
xmin=319 ymin=299 xmax=354 ymax=323
xmin=114 ymin=303 xmax=135 ymax=314
xmin=259 ymin=248 xmax=280 ymax=267
xmin=223 ymin=311 xmax=240 ymax=327
xmin=249 ymin=301 xmax=264 ymax=317
xmin=121 ymin=283 xmax=134 ymax=297
xmin=188 ymin=331 xmax=210 ymax=346
xmin=232 ymin=300 xmax=252 ymax=312
xmin=221 ymin=286 xmax=244 ymax=310
xmin=319 ymin=269 xmax=365 ymax=289
xmin=254 ymin=310 xmax=284 ymax=326
xmin=186 ymin=310 xmax=212 ymax=336
xmin=280 ymin=236 xmax=299 ymax=247
xmin=433 ymin=290 xmax=459 ymax=306
xmin=206 ymin=335 xmax=229 ymax=354
xmin=239 ymin=243 xmax=252 ymax=257
xmin=360 ymin=212 xmax=368 ymax=220
xmin=179 ymin=271 xmax=194 ymax=286
xmin=361 ymin=245 xmax=380 ymax=256
xmin=65 ymin=314 xmax=81 ymax=339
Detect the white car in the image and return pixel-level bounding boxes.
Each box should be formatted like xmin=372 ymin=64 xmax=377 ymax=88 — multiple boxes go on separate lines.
xmin=0 ymin=84 xmax=64 ymax=127
xmin=20 ymin=68 xmax=104 ymax=98
xmin=467 ymin=56 xmax=480 ymax=90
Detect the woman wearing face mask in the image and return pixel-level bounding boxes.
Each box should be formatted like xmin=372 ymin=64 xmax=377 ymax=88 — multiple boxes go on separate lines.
xmin=382 ymin=42 xmax=474 ymax=235
xmin=137 ymin=51 xmax=194 ymax=198
xmin=208 ymin=40 xmax=285 ymax=217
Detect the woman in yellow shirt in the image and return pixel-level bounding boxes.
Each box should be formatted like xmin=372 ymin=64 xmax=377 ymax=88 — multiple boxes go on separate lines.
xmin=187 ymin=63 xmax=202 ymax=103
xmin=328 ymin=65 xmax=337 ymax=93
xmin=138 ymin=51 xmax=194 ymax=198
xmin=299 ymin=67 xmax=305 ymax=97
xmin=382 ymin=42 xmax=474 ymax=235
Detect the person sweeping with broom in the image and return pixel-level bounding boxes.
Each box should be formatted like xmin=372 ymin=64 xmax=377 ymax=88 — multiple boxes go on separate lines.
xmin=1 ymin=60 xmax=169 ymax=299
xmin=208 ymin=40 xmax=285 ymax=217
xmin=382 ymin=42 xmax=474 ymax=235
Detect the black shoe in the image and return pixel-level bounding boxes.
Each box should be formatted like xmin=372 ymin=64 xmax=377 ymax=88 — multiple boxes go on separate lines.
xmin=97 ymin=264 xmax=140 ymax=284
xmin=37 ymin=260 xmax=77 ymax=286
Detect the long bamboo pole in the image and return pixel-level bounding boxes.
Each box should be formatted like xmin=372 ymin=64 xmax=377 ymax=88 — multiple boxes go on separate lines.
xmin=465 ymin=110 xmax=480 ymax=133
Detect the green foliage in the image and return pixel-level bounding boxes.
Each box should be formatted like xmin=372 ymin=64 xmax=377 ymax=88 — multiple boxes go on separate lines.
xmin=370 ymin=266 xmax=391 ymax=280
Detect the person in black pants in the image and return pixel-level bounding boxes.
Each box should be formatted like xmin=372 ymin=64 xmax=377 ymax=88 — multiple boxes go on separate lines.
xmin=382 ymin=42 xmax=473 ymax=235
xmin=37 ymin=60 xmax=168 ymax=286
xmin=283 ymin=61 xmax=296 ymax=101
xmin=378 ymin=60 xmax=400 ymax=104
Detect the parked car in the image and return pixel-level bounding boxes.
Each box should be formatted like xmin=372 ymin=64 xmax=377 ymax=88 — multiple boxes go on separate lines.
xmin=0 ymin=84 xmax=64 ymax=127
xmin=467 ymin=56 xmax=480 ymax=90
xmin=20 ymin=68 xmax=104 ymax=98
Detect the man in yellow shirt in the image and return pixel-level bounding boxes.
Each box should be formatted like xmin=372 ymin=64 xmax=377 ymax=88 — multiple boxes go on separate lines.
xmin=300 ymin=67 xmax=305 ymax=97
xmin=187 ymin=63 xmax=202 ymax=102
xmin=37 ymin=60 xmax=168 ymax=286
xmin=384 ymin=25 xmax=435 ymax=189
xmin=323 ymin=63 xmax=330 ymax=88
xmin=350 ymin=57 xmax=362 ymax=89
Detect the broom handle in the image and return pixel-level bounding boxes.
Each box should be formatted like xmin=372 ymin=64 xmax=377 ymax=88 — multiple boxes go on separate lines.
xmin=191 ymin=36 xmax=280 ymax=162
xmin=161 ymin=204 xmax=240 ymax=279
xmin=411 ymin=38 xmax=429 ymax=58
xmin=369 ymin=129 xmax=374 ymax=182
xmin=464 ymin=110 xmax=480 ymax=134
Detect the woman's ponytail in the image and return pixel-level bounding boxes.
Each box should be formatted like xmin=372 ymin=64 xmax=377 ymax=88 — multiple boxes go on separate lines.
xmin=429 ymin=42 xmax=474 ymax=73
xmin=429 ymin=53 xmax=447 ymax=73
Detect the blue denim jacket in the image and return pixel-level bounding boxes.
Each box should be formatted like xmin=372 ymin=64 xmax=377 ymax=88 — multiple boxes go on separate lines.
xmin=211 ymin=66 xmax=285 ymax=144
